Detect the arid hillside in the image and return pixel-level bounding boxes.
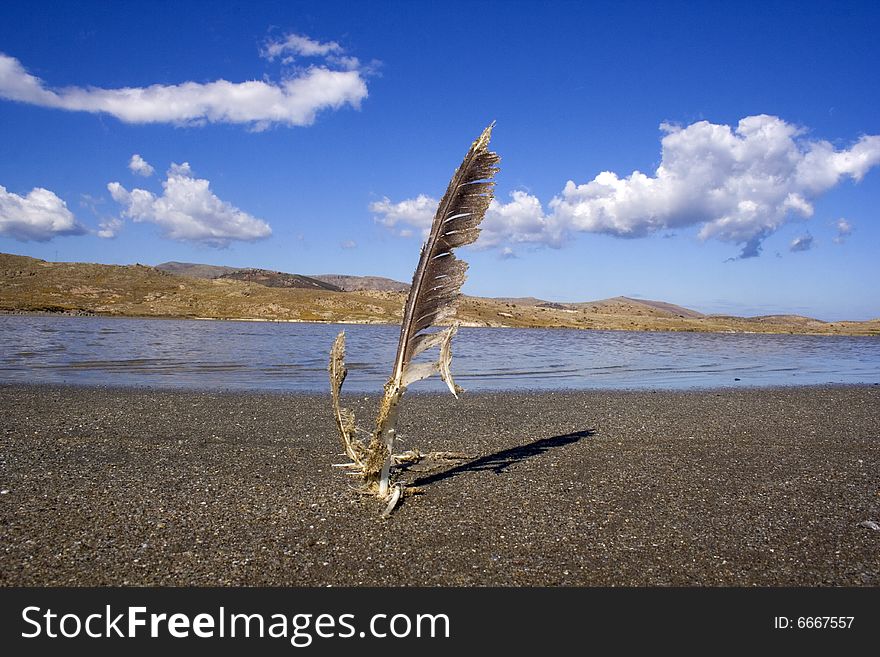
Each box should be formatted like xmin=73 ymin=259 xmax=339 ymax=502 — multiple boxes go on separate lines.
xmin=2 ymin=253 xmax=878 ymax=335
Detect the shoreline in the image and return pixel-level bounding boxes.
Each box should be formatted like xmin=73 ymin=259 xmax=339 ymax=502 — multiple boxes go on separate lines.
xmin=2 ymin=309 xmax=878 ymax=337
xmin=2 ymin=383 xmax=878 ymax=586
xmin=3 ymin=379 xmax=880 ymax=397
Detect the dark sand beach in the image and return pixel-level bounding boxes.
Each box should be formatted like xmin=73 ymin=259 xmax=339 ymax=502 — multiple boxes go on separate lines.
xmin=1 ymin=384 xmax=878 ymax=586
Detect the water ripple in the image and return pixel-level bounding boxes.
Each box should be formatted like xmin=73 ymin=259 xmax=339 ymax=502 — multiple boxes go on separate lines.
xmin=1 ymin=315 xmax=878 ymax=392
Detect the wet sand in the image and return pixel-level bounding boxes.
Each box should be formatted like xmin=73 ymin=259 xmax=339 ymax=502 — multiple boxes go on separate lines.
xmin=1 ymin=384 xmax=878 ymax=586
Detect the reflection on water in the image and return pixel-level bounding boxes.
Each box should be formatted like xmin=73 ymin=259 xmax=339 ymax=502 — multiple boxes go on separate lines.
xmin=1 ymin=315 xmax=878 ymax=392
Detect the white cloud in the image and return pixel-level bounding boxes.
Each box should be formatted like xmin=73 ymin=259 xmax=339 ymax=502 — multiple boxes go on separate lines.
xmin=107 ymin=163 xmax=271 ymax=246
xmin=261 ymin=33 xmax=343 ymax=61
xmin=370 ymin=190 xmax=563 ymax=250
xmin=483 ymin=191 xmax=565 ymax=248
xmin=97 ymin=217 xmax=123 ymax=239
xmin=0 ymin=184 xmax=85 ymax=241
xmin=370 ymin=194 xmax=437 ymax=236
xmin=168 ymin=162 xmax=192 ymax=176
xmin=128 ymin=154 xmax=154 ymax=177
xmin=0 ymin=45 xmax=369 ymax=129
xmin=551 ymin=115 xmax=880 ymax=258
xmin=789 ymin=233 xmax=814 ymax=252
xmin=340 ymin=239 xmax=357 ymax=249
xmin=373 ymin=115 xmax=880 ymax=258
xmin=833 ymin=217 xmax=852 ymax=244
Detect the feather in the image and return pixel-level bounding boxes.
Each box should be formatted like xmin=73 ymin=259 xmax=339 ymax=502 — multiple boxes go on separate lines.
xmin=438 ymin=323 xmax=463 ymax=397
xmin=391 ymin=122 xmax=500 ymax=387
xmin=400 ymin=325 xmax=461 ymax=393
xmin=328 ymin=331 xmax=364 ymax=465
xmin=363 ymin=123 xmax=499 ymax=495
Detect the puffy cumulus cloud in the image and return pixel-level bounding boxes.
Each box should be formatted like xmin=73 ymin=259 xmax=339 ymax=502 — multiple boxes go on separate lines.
xmin=370 ymin=190 xmax=563 ymax=251
xmin=0 ymin=184 xmax=85 ymax=241
xmin=107 ymin=163 xmax=271 ymax=246
xmin=0 ymin=44 xmax=369 ymax=129
xmin=168 ymin=162 xmax=192 ymax=176
xmin=833 ymin=218 xmax=852 ymax=244
xmin=128 ymin=154 xmax=154 ymax=177
xmin=370 ymin=194 xmax=437 ymax=236
xmin=550 ymin=115 xmax=880 ymax=258
xmin=789 ymin=233 xmax=815 ymax=252
xmin=373 ymin=116 xmax=880 ymax=258
xmin=483 ymin=191 xmax=565 ymax=248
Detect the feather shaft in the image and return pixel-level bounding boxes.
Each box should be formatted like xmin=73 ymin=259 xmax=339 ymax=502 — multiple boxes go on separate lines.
xmin=362 ymin=123 xmax=500 ymax=493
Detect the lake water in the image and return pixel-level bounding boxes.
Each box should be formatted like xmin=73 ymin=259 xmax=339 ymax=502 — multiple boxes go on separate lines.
xmin=1 ymin=315 xmax=878 ymax=392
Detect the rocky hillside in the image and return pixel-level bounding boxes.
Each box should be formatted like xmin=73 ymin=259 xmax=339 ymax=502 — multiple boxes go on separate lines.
xmin=217 ymin=269 xmax=340 ymax=291
xmin=154 ymin=261 xmax=238 ymax=279
xmin=311 ymin=274 xmax=410 ymax=293
xmin=569 ymin=296 xmax=705 ymax=318
xmin=1 ymin=253 xmax=399 ymax=323
xmin=2 ymin=253 xmax=878 ymax=335
xmin=156 ymin=261 xmax=407 ymax=293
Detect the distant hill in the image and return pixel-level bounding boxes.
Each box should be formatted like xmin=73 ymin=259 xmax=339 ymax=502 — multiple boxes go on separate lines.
xmin=311 ymin=274 xmax=410 ymax=293
xmin=709 ymin=313 xmax=831 ymax=331
xmin=3 ymin=252 xmax=877 ymax=335
xmin=156 ymin=261 xmax=400 ymax=293
xmin=218 ymin=269 xmax=340 ymax=291
xmin=620 ymin=296 xmax=704 ymax=318
xmin=495 ymin=295 xmax=704 ymax=318
xmin=570 ymin=296 xmax=705 ymax=319
xmin=1 ymin=253 xmax=401 ymax=323
xmin=492 ymin=297 xmax=551 ymax=306
xmin=155 ymin=261 xmax=238 ymax=279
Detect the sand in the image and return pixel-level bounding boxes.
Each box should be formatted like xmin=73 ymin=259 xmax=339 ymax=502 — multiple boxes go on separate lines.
xmin=1 ymin=383 xmax=878 ymax=586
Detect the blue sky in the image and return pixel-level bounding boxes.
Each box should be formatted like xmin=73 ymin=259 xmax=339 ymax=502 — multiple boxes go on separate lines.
xmin=1 ymin=0 xmax=878 ymax=320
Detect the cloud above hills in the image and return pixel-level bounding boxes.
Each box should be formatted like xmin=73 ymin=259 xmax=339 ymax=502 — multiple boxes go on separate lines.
xmin=107 ymin=161 xmax=271 ymax=247
xmin=0 ymin=185 xmax=85 ymax=241
xmin=373 ymin=115 xmax=880 ymax=258
xmin=0 ymin=33 xmax=370 ymax=130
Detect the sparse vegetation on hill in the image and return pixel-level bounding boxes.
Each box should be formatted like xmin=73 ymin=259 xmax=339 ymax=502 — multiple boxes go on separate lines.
xmin=156 ymin=262 xmax=409 ymax=293
xmin=1 ymin=253 xmax=401 ymax=323
xmin=2 ymin=253 xmax=877 ymax=335
xmin=311 ymin=274 xmax=410 ymax=293
xmin=217 ymin=269 xmax=340 ymax=291
xmin=154 ymin=261 xmax=240 ymax=279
